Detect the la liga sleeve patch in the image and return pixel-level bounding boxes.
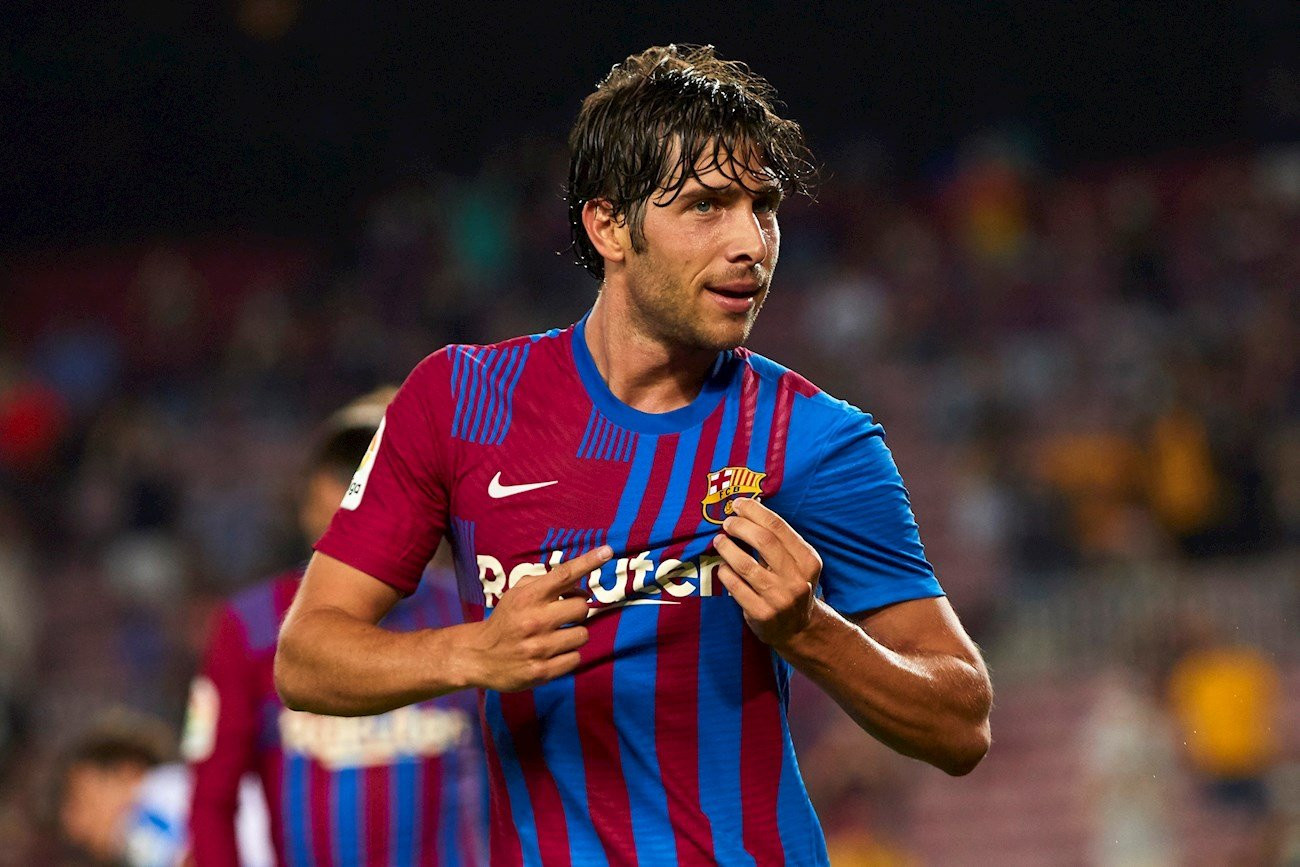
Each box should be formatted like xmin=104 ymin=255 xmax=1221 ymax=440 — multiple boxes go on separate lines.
xmin=341 ymin=415 xmax=386 ymax=511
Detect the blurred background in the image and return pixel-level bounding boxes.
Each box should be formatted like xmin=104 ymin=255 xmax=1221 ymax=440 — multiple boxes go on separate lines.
xmin=2 ymin=2 xmax=1297 ymax=864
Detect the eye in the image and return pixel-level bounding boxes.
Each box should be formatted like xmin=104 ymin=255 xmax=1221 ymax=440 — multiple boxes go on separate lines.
xmin=754 ymin=196 xmax=780 ymax=214
xmin=692 ymin=199 xmax=715 ymax=214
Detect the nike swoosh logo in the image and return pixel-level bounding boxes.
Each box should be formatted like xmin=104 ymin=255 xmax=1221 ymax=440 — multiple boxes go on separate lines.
xmin=488 ymin=472 xmax=558 ymax=499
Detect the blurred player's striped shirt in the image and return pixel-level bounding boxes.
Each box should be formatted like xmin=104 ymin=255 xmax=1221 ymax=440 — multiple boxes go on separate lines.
xmin=184 ymin=569 xmax=487 ymax=866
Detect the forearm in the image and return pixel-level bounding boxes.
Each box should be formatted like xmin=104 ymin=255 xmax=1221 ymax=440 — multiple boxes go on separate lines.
xmin=777 ymin=600 xmax=992 ymax=775
xmin=274 ymin=607 xmax=480 ymax=716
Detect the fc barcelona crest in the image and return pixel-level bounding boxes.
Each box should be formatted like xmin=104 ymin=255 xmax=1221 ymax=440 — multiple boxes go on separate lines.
xmin=702 ymin=466 xmax=766 ymax=524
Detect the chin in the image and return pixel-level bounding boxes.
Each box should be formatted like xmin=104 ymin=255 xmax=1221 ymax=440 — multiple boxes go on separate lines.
xmin=695 ymin=320 xmax=752 ymax=352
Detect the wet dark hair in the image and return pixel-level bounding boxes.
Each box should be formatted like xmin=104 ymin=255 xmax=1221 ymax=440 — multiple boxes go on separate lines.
xmin=567 ymin=44 xmax=818 ymax=280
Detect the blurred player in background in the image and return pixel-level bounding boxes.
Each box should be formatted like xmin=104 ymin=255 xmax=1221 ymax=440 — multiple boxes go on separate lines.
xmin=56 ymin=709 xmax=272 ymax=866
xmin=276 ymin=45 xmax=992 ymax=864
xmin=185 ymin=390 xmax=486 ymax=865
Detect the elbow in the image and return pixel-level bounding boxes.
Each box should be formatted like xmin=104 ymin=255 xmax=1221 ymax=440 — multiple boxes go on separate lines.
xmin=272 ymin=637 xmax=316 ymax=713
xmin=937 ymin=666 xmax=993 ymax=776
xmin=937 ymin=719 xmax=991 ymax=777
xmin=272 ymin=651 xmax=304 ymax=711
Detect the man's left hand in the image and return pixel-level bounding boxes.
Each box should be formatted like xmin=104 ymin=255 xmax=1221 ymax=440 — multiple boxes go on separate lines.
xmin=713 ymin=497 xmax=822 ymax=649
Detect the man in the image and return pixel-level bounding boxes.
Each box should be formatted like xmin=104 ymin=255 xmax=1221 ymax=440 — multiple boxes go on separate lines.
xmin=56 ymin=710 xmax=272 ymax=866
xmin=186 ymin=390 xmax=486 ymax=865
xmin=277 ymin=45 xmax=992 ymax=865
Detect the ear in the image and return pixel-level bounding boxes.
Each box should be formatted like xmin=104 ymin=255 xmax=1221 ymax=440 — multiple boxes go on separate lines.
xmin=581 ymin=199 xmax=629 ymax=268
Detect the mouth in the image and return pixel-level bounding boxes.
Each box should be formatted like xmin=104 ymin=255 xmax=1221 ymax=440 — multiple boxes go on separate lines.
xmin=704 ymin=281 xmax=762 ymax=314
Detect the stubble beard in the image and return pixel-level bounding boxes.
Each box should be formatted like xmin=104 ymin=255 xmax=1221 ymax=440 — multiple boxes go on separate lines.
xmin=624 ymin=254 xmax=769 ymax=354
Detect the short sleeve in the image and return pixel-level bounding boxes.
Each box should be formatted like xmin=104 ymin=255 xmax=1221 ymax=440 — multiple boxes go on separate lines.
xmin=789 ymin=410 xmax=943 ymax=615
xmin=314 ymin=351 xmax=454 ymax=595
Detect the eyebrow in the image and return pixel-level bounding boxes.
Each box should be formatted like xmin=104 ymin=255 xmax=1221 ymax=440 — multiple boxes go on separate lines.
xmin=676 ymin=178 xmax=784 ymax=203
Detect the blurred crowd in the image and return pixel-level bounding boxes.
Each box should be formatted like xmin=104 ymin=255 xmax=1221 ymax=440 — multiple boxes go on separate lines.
xmin=0 ymin=135 xmax=1296 ymax=861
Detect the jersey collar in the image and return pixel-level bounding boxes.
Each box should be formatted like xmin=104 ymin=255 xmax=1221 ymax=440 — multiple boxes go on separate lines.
xmin=570 ymin=310 xmax=739 ymax=435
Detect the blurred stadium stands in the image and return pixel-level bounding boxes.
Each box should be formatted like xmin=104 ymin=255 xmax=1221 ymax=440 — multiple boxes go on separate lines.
xmin=2 ymin=4 xmax=1297 ymax=863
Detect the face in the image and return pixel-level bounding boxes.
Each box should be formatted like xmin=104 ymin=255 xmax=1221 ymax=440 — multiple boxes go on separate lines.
xmin=300 ymin=470 xmax=349 ymax=542
xmin=60 ymin=763 xmax=141 ymax=860
xmin=618 ymin=151 xmax=782 ymax=352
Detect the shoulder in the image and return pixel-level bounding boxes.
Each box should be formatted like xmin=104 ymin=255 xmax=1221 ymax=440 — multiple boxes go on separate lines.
xmin=440 ymin=326 xmax=571 ymax=375
xmin=735 ymin=350 xmax=893 ymax=512
xmin=432 ymin=326 xmax=575 ymax=444
xmin=406 ymin=327 xmax=572 ymax=405
xmin=737 ymin=348 xmax=879 ymax=435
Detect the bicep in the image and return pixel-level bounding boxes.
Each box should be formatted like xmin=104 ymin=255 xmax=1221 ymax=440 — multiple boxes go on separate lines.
xmin=854 ymin=596 xmax=983 ymax=669
xmin=284 ymin=552 xmax=403 ymax=630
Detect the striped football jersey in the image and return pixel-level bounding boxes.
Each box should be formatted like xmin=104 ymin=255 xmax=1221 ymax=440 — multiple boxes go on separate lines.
xmin=316 ymin=313 xmax=943 ymax=866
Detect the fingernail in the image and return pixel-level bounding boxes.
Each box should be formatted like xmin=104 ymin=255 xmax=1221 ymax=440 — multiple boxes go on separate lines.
xmin=597 ymin=545 xmax=613 ymax=559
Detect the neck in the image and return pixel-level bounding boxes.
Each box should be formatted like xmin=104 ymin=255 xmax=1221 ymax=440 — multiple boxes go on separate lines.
xmin=584 ymin=291 xmax=718 ymax=414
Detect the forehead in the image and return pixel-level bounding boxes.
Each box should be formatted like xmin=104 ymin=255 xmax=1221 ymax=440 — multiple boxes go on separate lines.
xmin=63 ymin=764 xmax=108 ymax=797
xmin=656 ymin=138 xmax=778 ymax=197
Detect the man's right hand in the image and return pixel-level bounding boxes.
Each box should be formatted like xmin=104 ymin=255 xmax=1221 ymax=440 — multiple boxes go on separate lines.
xmin=463 ymin=545 xmax=612 ymax=692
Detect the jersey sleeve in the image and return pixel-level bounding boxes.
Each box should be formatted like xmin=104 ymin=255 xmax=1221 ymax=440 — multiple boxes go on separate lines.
xmin=315 ymin=350 xmax=455 ymax=596
xmin=789 ymin=410 xmax=943 ymax=616
xmin=185 ymin=605 xmax=257 ymax=867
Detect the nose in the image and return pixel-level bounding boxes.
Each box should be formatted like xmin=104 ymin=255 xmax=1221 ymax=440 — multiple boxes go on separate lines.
xmin=725 ymin=205 xmax=770 ymax=267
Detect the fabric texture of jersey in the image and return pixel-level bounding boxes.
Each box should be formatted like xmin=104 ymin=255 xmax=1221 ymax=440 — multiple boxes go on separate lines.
xmin=185 ymin=567 xmax=487 ymax=866
xmin=316 ymin=313 xmax=944 ymax=866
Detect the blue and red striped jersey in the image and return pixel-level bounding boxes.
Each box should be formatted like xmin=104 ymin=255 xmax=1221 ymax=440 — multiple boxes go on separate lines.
xmin=184 ymin=568 xmax=488 ymax=866
xmin=316 ymin=313 xmax=944 ymax=866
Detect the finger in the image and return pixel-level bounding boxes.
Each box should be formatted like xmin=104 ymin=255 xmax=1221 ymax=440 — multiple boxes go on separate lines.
xmin=534 ymin=545 xmax=613 ymax=597
xmin=721 ymin=515 xmax=787 ymax=572
xmin=732 ymin=498 xmax=822 ymax=577
xmin=537 ymin=624 xmax=589 ymax=657
xmin=540 ymin=596 xmax=594 ymax=630
xmin=713 ymin=534 xmax=776 ymax=593
xmin=732 ymin=497 xmax=801 ymax=544
xmin=715 ymin=564 xmax=773 ymax=621
xmin=544 ymin=650 xmax=583 ymax=681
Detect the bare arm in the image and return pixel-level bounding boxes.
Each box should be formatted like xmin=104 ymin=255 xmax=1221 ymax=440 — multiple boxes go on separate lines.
xmin=773 ymin=596 xmax=990 ymax=775
xmin=274 ymin=547 xmax=612 ymax=716
xmin=714 ymin=498 xmax=992 ymax=776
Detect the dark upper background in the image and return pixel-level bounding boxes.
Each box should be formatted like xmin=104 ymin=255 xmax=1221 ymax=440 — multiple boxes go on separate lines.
xmin=4 ymin=1 xmax=1297 ymax=250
